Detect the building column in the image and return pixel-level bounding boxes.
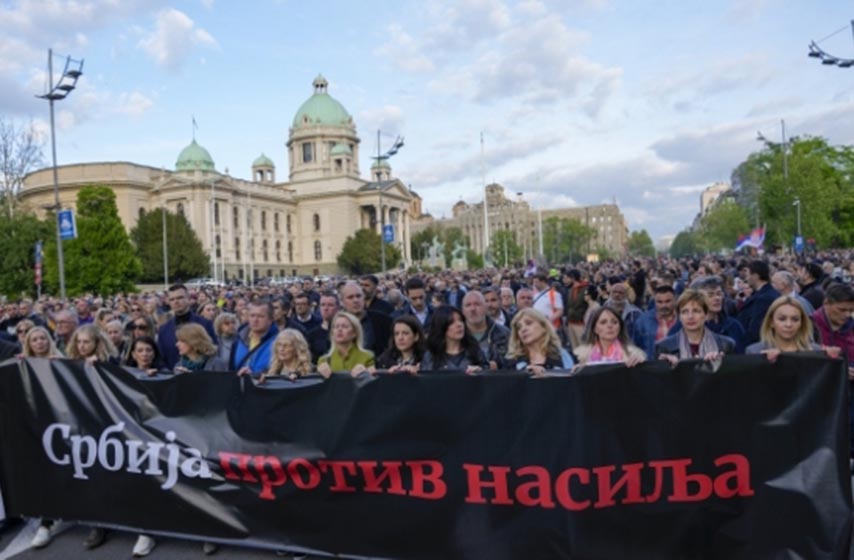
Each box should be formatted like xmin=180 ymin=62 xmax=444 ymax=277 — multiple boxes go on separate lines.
xmin=403 ymin=209 xmax=411 ymax=264
xmin=374 ymin=205 xmax=382 ymax=235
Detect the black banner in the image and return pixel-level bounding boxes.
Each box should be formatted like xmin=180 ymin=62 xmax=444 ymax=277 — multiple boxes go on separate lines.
xmin=0 ymin=356 xmax=851 ymax=559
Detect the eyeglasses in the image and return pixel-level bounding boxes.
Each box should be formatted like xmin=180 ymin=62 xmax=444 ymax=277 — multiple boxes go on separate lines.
xmin=131 ymin=307 xmax=141 ymax=312
xmin=16 ymin=328 xmax=28 ymax=334
xmin=132 ymin=324 xmax=148 ymax=330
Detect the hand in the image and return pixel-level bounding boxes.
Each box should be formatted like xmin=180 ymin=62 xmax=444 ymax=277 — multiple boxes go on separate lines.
xmin=848 ymin=366 xmax=854 ymax=381
xmin=702 ymin=351 xmax=724 ymax=362
xmin=317 ymin=363 xmax=332 ymax=378
xmin=465 ymin=365 xmax=482 ymax=375
xmin=236 ymin=366 xmax=252 ymax=377
xmin=350 ymin=364 xmax=367 ymax=377
xmin=256 ymin=374 xmax=268 ymax=385
xmin=174 ymin=366 xmax=190 ymax=374
xmin=822 ymin=345 xmax=841 ymax=359
xmin=145 ymin=369 xmax=158 ymax=377
xmin=527 ymin=364 xmax=546 ymax=377
xmin=488 ymin=360 xmax=498 ymax=371
xmin=403 ymin=364 xmax=420 ymax=376
xmin=658 ymin=354 xmax=678 ymax=368
xmin=761 ymin=349 xmax=781 ymax=363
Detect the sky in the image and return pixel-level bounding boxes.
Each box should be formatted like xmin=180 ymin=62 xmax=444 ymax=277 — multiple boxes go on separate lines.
xmin=3 ymin=0 xmax=854 ymax=248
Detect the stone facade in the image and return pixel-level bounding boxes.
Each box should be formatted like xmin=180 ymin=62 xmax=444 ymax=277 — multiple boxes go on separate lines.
xmin=20 ymin=76 xmax=417 ymax=280
xmin=415 ymin=183 xmax=628 ymax=259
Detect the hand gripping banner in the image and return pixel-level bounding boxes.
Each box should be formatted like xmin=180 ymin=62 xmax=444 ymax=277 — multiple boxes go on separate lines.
xmin=0 ymin=355 xmax=851 ymax=559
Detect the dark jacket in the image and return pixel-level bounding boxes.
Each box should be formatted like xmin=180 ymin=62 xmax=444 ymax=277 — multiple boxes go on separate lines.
xmin=360 ymin=310 xmax=393 ymax=358
xmin=306 ymin=324 xmax=331 ymax=363
xmin=394 ymin=304 xmax=433 ymax=330
xmin=367 ymin=297 xmax=395 ymax=316
xmin=654 ymin=331 xmax=736 ymax=359
xmin=800 ymin=280 xmax=825 ymax=311
xmin=472 ymin=317 xmax=511 ymax=369
xmin=158 ymin=312 xmax=217 ymax=369
xmin=736 ymin=283 xmax=780 ymax=346
xmin=668 ymin=314 xmax=747 ymax=354
xmin=0 ymin=338 xmax=20 ymax=360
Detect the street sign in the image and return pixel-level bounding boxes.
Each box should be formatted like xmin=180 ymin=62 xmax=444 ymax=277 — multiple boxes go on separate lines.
xmin=794 ymin=235 xmax=804 ymax=253
xmin=383 ymin=224 xmax=394 ymax=243
xmin=58 ymin=209 xmax=77 ymax=240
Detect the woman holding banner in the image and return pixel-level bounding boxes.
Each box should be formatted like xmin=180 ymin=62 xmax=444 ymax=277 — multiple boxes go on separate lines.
xmin=22 ymin=326 xmax=63 ymax=358
xmin=746 ymin=296 xmax=833 ymax=358
xmin=260 ymin=328 xmax=314 ymax=382
xmin=574 ymin=306 xmax=645 ymax=368
xmin=506 ymin=308 xmax=574 ymax=375
xmin=656 ymin=290 xmax=735 ymax=365
xmin=317 ymin=312 xmax=375 ymax=377
xmin=375 ymin=315 xmax=426 ymax=374
xmin=420 ymin=306 xmax=487 ymax=373
xmin=173 ymin=323 xmax=227 ymax=373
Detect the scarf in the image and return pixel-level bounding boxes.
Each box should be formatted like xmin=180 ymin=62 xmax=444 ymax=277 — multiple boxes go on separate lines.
xmin=178 ymin=355 xmax=207 ymax=371
xmin=589 ymin=342 xmax=625 ymax=363
xmin=678 ymin=328 xmax=719 ymax=359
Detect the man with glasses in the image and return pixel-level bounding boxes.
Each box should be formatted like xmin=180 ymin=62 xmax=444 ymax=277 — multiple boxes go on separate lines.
xmin=157 ymin=284 xmax=217 ymax=369
xmin=53 ymin=310 xmax=78 ymax=355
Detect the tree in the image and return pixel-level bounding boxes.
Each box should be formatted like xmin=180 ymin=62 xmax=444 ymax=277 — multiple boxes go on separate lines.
xmin=131 ymin=209 xmax=209 ymax=283
xmin=0 ymin=211 xmax=51 ymax=297
xmin=410 ymin=224 xmax=473 ymax=268
xmin=732 ymin=135 xmax=854 ymax=249
xmin=541 ymin=217 xmax=596 ymax=265
xmin=626 ymin=230 xmax=655 ymax=257
xmin=669 ymin=230 xmax=700 ymax=258
xmin=697 ymin=199 xmax=750 ymax=253
xmin=43 ymin=185 xmax=142 ymax=295
xmin=338 ymin=228 xmax=401 ymax=274
xmin=0 ymin=117 xmax=44 ymax=218
xmin=491 ymin=230 xmax=523 ymax=267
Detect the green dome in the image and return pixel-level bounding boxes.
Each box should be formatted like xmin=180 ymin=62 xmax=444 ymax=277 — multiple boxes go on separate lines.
xmin=330 ymin=143 xmax=352 ymax=156
xmin=252 ymin=153 xmax=275 ymax=167
xmin=176 ymin=140 xmax=215 ymax=172
xmin=371 ymin=159 xmax=391 ymax=169
xmin=292 ymin=75 xmax=352 ymax=128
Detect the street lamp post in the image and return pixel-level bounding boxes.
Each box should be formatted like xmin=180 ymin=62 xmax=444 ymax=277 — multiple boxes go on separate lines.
xmin=37 ymin=49 xmax=83 ymax=301
xmin=793 ymin=198 xmax=802 ymax=249
xmin=373 ymin=131 xmax=404 ymax=272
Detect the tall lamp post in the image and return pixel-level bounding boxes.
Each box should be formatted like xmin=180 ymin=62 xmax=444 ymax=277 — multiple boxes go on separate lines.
xmin=37 ymin=49 xmax=83 ymax=301
xmin=808 ymin=21 xmax=854 ymax=67
xmin=373 ymin=131 xmax=404 ymax=272
xmin=793 ymin=198 xmax=802 ymax=251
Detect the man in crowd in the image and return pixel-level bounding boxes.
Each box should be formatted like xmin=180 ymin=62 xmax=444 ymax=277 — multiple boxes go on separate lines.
xmin=737 ymin=260 xmax=780 ymax=346
xmin=272 ymin=297 xmax=308 ymax=336
xmin=632 ymin=285 xmax=677 ymax=359
xmin=515 ymin=287 xmax=534 ymax=310
xmin=53 ymin=310 xmax=78 ymax=355
xmin=292 ymin=292 xmax=321 ymax=331
xmin=340 ymin=281 xmax=392 ymax=357
xmin=604 ymin=281 xmax=642 ymax=339
xmin=482 ymin=287 xmax=511 ymax=328
xmin=798 ymin=262 xmax=825 ymax=310
xmin=531 ymin=271 xmax=563 ymax=331
xmin=462 ymin=290 xmax=510 ymax=370
xmin=562 ymin=269 xmax=589 ymax=349
xmin=360 ymin=275 xmax=394 ymax=315
xmin=158 ymin=284 xmax=217 ymax=369
xmin=500 ymin=287 xmax=517 ymax=318
xmin=75 ymin=299 xmax=94 ymax=325
xmin=230 ymin=300 xmax=278 ymax=375
xmin=446 ymin=277 xmax=467 ymax=308
xmin=395 ymin=277 xmax=432 ymax=329
xmin=307 ymin=291 xmax=340 ymax=362
xmin=771 ymin=270 xmax=815 ymax=315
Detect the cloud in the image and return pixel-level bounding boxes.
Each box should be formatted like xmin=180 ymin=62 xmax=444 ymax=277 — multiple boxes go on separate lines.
xmin=727 ymin=0 xmax=770 ymax=23
xmin=137 ymin=8 xmax=218 ymax=71
xmin=357 ymin=105 xmax=406 ymax=137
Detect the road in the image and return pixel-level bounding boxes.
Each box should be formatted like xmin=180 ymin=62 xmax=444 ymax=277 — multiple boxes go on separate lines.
xmin=0 ymin=519 xmax=330 ymax=560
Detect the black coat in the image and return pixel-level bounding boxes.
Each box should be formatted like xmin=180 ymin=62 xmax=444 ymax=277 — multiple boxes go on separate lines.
xmin=655 ymin=331 xmax=736 ymax=358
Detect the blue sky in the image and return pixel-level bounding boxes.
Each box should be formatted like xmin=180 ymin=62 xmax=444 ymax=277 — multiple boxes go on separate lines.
xmin=3 ymin=0 xmax=854 ymax=247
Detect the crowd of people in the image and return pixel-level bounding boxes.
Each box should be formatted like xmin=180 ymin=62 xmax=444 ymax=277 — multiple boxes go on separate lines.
xmin=2 ymin=250 xmax=854 ymax=556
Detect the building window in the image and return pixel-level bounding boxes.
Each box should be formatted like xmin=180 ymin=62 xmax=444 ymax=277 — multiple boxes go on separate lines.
xmin=250 ymin=238 xmax=254 ymax=259
xmin=138 ymin=208 xmax=144 ymax=220
xmin=288 ymin=241 xmax=293 ymax=262
xmin=261 ymin=211 xmax=267 ymax=231
xmin=314 ymin=240 xmax=322 ymax=261
xmin=235 ymin=237 xmax=241 ymax=261
xmin=276 ymin=240 xmax=281 ymax=262
xmin=263 ymin=240 xmax=268 ymax=262
xmin=302 ymin=142 xmax=313 ymax=163
xmin=313 ymin=213 xmax=320 ymax=232
xmin=215 ymin=235 xmax=221 ymax=258
xmin=177 ymin=202 xmax=185 ymax=217
xmin=214 ymin=202 xmax=220 ymax=226
xmin=233 ymin=206 xmax=238 ymax=228
xmin=335 ymin=158 xmax=342 ymax=172
xmin=274 ymin=213 xmax=279 ymax=232
xmin=287 ymin=214 xmax=292 ymax=233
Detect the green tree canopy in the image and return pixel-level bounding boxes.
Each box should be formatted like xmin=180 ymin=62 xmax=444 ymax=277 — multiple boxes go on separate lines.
xmin=491 ymin=229 xmax=523 ymax=267
xmin=669 ymin=229 xmax=700 ymax=258
xmin=43 ymin=185 xmax=142 ymax=296
xmin=338 ymin=228 xmax=401 ymax=274
xmin=0 ymin=211 xmax=51 ymax=297
xmin=541 ymin=217 xmax=596 ymax=265
xmin=626 ymin=229 xmax=655 ymax=257
xmin=698 ymin=199 xmax=751 ymax=253
xmin=131 ymin=209 xmax=209 ymax=283
xmin=732 ymin=135 xmax=854 ymax=248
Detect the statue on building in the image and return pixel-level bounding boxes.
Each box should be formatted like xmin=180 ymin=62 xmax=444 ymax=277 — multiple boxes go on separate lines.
xmin=428 ymin=236 xmax=445 ymax=268
xmin=451 ymin=240 xmax=468 ymax=271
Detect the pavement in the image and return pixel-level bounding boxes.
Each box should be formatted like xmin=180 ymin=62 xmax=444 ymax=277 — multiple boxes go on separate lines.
xmin=0 ymin=519 xmax=329 ymax=560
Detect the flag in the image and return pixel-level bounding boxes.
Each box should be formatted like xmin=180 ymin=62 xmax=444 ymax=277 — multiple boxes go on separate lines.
xmin=735 ymin=226 xmax=765 ymax=251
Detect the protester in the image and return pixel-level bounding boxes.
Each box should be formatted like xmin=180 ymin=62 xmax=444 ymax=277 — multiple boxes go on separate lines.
xmin=421 ymin=306 xmax=487 ymax=373
xmin=482 ymin=286 xmax=512 ymax=328
xmin=669 ymin=276 xmax=747 ymax=353
xmin=563 ymin=269 xmax=589 ymax=350
xmin=771 ymin=270 xmax=815 ymax=315
xmin=462 ymin=290 xmax=510 ymax=370
xmin=199 ymin=302 xmax=220 ymax=322
xmin=746 ymin=296 xmax=826 ymax=357
xmin=574 ymin=306 xmax=645 ymax=367
xmin=127 ymin=314 xmax=157 ymax=342
xmin=506 ymin=308 xmax=574 ymax=375
xmin=53 ymin=310 xmax=77 ymax=355
xmin=104 ymin=319 xmax=129 ymax=363
xmin=307 ymin=291 xmax=339 ymax=362
xmin=737 ymin=260 xmax=781 ymax=346
xmin=67 ymin=324 xmax=117 ymax=364
xmin=230 ymin=301 xmax=278 ymax=376
xmin=515 ymin=287 xmax=534 ymax=310
xmin=22 ymin=326 xmax=62 ymax=358
xmin=360 ymin=274 xmax=394 ymax=315
xmin=158 ymin=284 xmax=217 ymax=369
xmin=292 ymin=292 xmax=321 ymax=331
xmin=260 ymin=329 xmax=313 ymax=382
xmin=632 ymin=285 xmax=677 ymax=359
xmin=214 ymin=312 xmax=239 ymax=363
xmin=395 ymin=277 xmax=433 ymax=329
xmin=603 ymin=281 xmax=642 ymax=340
xmin=531 ymin=271 xmax=564 ymax=330
xmin=174 ymin=323 xmax=227 ymax=373
xmin=317 ymin=311 xmax=375 ymax=377
xmin=656 ymin=290 xmax=735 ymax=364
xmin=499 ymin=287 xmax=517 ymax=318
xmin=339 ymin=281 xmax=391 ymax=357
xmin=375 ymin=315 xmax=426 ymax=374
xmin=14 ymin=319 xmax=35 ymax=347
xmin=125 ymin=336 xmax=162 ymax=375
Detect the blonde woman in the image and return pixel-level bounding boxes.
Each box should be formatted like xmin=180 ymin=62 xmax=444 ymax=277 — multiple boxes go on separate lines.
xmin=506 ymin=308 xmax=574 ymax=376
xmin=317 ymin=311 xmax=375 ymax=377
xmin=174 ymin=323 xmax=227 ymax=373
xmin=22 ymin=326 xmax=63 ymax=358
xmin=15 ymin=319 xmax=35 ymax=347
xmin=747 ymin=296 xmax=837 ymax=360
xmin=261 ymin=329 xmax=314 ymax=382
xmin=67 ymin=324 xmax=118 ymax=364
